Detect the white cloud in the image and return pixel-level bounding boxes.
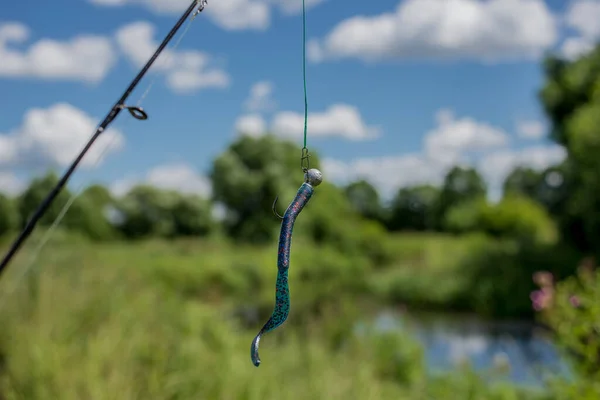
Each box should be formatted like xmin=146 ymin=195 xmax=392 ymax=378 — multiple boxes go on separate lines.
xmin=0 ymin=172 xmax=25 ymax=195
xmin=516 ymin=119 xmax=545 ymax=139
xmin=91 ymin=0 xmax=270 ymax=31
xmin=0 ymin=22 xmax=116 ymax=82
xmin=244 ymin=81 xmax=276 ymax=112
xmin=565 ymin=0 xmax=600 ymax=39
xmin=272 ymin=0 xmax=326 ymax=15
xmin=111 ymin=163 xmax=211 ymax=197
xmin=0 ymin=103 xmax=124 ymax=169
xmin=115 ymin=21 xmax=230 ymax=93
xmin=308 ymin=0 xmax=557 ymax=63
xmin=560 ymin=0 xmax=600 ymax=59
xmin=271 ymin=104 xmax=380 ymax=140
xmin=235 ymin=114 xmax=267 ymax=137
xmin=322 ymin=153 xmax=454 ymax=199
xmin=90 ymin=0 xmax=326 ymax=30
xmin=321 ymin=109 xmax=565 ymax=200
xmin=323 ymin=145 xmax=566 ymax=201
xmin=234 ymin=103 xmax=379 ymax=141
xmin=560 ymin=36 xmax=595 ymax=59
xmin=207 ymin=0 xmax=271 ymax=30
xmin=425 ymin=109 xmax=509 ymax=163
xmin=236 ymin=81 xmax=377 ymax=141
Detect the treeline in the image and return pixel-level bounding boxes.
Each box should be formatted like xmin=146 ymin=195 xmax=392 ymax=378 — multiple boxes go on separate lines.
xmin=0 ymin=175 xmax=214 ymax=241
xmin=0 ymin=140 xmax=561 ymax=250
xmin=1 ymin=45 xmax=599 ymax=266
xmin=346 ymin=165 xmax=560 ymax=244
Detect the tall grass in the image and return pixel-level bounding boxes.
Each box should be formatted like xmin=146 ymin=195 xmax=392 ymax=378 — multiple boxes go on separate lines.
xmin=0 ymin=232 xmax=553 ymax=399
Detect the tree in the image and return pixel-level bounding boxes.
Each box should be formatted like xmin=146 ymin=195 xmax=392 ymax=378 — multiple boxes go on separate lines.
xmin=17 ymin=172 xmax=71 ymax=228
xmin=0 ymin=194 xmax=18 ymax=236
xmin=387 ymin=185 xmax=439 ymax=231
xmin=171 ymin=195 xmax=213 ymax=237
xmin=435 ymin=166 xmax=487 ymax=229
xmin=444 ymin=194 xmax=557 ymax=245
xmin=503 ymin=167 xmax=543 ymax=199
xmin=62 ymin=185 xmax=117 ymax=241
xmin=344 ymin=180 xmax=384 ymax=222
xmin=116 ymin=185 xmax=213 ymax=239
xmin=210 ymin=135 xmax=321 ymax=243
xmin=539 ymin=45 xmax=600 ymax=254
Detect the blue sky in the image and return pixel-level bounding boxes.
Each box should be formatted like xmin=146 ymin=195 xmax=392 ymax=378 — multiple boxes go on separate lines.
xmin=0 ymin=0 xmax=597 ymax=200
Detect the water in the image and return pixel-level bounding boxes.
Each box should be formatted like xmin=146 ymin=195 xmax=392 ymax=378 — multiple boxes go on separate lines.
xmin=368 ymin=310 xmax=571 ymax=387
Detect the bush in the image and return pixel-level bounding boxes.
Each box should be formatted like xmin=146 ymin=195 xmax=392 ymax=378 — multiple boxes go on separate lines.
xmin=532 ymin=262 xmax=600 ymax=397
xmin=443 ymin=197 xmax=486 ymax=233
xmin=0 ymin=194 xmax=18 ymax=236
xmin=300 ymin=183 xmax=393 ymax=267
xmin=115 ymin=186 xmax=213 ymax=239
xmin=445 ymin=195 xmax=558 ymax=245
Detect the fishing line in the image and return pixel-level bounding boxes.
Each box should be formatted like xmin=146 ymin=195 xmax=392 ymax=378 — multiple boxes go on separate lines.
xmin=0 ymin=122 xmax=130 ymax=307
xmin=0 ymin=14 xmax=198 ymax=302
xmin=301 ymin=0 xmax=308 ymax=151
xmin=0 ymin=7 xmax=199 ymax=301
xmin=0 ymin=0 xmax=208 ymax=287
xmin=249 ymin=0 xmax=323 ymax=367
xmin=136 ymin=14 xmax=197 ymax=106
xmin=299 ymin=0 xmax=311 ymax=172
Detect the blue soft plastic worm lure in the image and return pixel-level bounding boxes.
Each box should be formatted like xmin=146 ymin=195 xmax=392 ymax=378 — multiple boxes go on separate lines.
xmin=250 ymin=168 xmax=322 ymax=367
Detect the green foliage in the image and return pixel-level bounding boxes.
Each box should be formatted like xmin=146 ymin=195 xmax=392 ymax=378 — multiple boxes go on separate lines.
xmin=461 ymin=239 xmax=581 ymax=319
xmin=116 ymin=185 xmax=213 ymax=239
xmin=388 ymin=185 xmax=439 ymax=231
xmin=539 ymin=45 xmax=600 ymax=255
xmin=210 ymin=135 xmax=321 ymax=243
xmin=369 ymin=233 xmax=483 ymax=309
xmin=542 ymin=267 xmax=600 ymax=378
xmin=345 ymin=180 xmax=385 ymax=222
xmin=435 ymin=166 xmax=487 ymax=229
xmin=0 ymin=236 xmax=551 ymax=399
xmin=0 ymin=194 xmax=18 ymax=236
xmin=443 ymin=197 xmax=486 ymax=234
xmin=171 ymin=195 xmax=214 ymax=236
xmin=17 ymin=171 xmax=71 ymax=228
xmin=503 ymin=167 xmax=543 ymax=198
xmin=445 ymin=195 xmax=557 ymax=245
xmin=61 ymin=185 xmax=117 ymax=241
xmin=302 ymin=182 xmax=392 ymax=265
xmin=532 ymin=266 xmax=600 ymax=398
xmin=481 ymin=195 xmax=558 ymax=244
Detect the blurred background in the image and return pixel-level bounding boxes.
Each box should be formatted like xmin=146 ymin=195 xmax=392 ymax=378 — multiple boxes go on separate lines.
xmin=1 ymin=0 xmax=600 ymax=399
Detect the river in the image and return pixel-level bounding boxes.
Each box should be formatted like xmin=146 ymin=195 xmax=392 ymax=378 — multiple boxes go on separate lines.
xmin=366 ymin=309 xmax=571 ymax=387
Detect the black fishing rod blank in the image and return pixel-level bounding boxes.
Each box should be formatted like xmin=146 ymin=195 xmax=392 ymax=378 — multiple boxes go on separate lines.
xmin=0 ymin=0 xmax=207 ymax=279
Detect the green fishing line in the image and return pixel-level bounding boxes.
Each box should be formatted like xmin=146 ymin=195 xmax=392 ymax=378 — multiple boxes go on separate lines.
xmin=302 ymin=0 xmax=308 ymax=150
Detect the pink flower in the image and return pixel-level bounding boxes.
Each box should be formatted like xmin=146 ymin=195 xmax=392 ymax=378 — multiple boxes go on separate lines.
xmin=530 ymin=287 xmax=554 ymax=311
xmin=533 ymin=271 xmax=553 ymax=288
xmin=569 ymin=295 xmax=581 ymax=308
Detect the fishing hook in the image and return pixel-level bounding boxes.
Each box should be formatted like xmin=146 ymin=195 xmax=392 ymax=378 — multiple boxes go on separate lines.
xmin=272 ymin=196 xmax=283 ymax=220
xmin=272 ymin=148 xmax=312 ymax=220
xmin=251 ymin=168 xmax=323 ymax=367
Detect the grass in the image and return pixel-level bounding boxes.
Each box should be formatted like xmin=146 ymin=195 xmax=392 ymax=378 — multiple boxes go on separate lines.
xmin=0 ymin=231 xmax=557 ymax=399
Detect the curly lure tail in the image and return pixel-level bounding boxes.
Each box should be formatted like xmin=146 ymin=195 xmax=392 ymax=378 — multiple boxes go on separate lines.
xmin=251 ymin=180 xmax=317 ymax=367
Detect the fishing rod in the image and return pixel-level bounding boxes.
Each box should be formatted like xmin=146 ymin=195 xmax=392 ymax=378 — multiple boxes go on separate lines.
xmin=0 ymin=0 xmax=208 ymax=279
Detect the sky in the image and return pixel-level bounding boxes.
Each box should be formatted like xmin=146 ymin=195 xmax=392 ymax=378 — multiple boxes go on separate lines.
xmin=0 ymin=0 xmax=599 ymax=202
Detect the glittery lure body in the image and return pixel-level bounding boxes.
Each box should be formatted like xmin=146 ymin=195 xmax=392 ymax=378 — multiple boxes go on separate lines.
xmin=250 ymin=182 xmax=314 ymax=367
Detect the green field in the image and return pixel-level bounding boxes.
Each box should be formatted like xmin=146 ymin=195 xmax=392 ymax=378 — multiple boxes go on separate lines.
xmin=0 ymin=231 xmax=562 ymax=399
